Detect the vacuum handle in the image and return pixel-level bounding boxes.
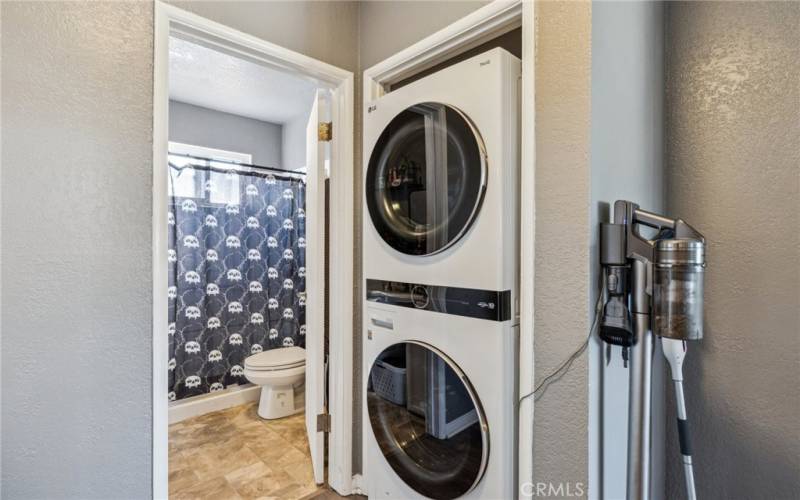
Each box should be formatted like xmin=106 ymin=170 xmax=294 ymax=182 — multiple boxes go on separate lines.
xmin=674 ymin=380 xmax=697 ymax=500
xmin=663 ymin=338 xmax=697 ymax=500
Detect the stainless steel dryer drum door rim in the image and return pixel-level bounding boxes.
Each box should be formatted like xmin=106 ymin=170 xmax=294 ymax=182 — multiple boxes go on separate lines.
xmin=366 ymin=340 xmax=490 ymax=499
xmin=365 ymin=102 xmax=488 ymax=256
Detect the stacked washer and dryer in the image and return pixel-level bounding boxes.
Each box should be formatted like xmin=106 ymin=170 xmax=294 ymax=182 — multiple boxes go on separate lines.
xmin=362 ymin=48 xmax=522 ymax=500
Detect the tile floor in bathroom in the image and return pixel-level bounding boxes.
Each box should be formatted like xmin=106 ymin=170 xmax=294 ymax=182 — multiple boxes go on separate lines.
xmin=169 ymin=402 xmax=349 ymax=500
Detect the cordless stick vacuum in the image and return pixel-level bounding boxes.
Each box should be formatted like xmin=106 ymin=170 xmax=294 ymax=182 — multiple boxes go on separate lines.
xmin=599 ymin=200 xmax=706 ymax=500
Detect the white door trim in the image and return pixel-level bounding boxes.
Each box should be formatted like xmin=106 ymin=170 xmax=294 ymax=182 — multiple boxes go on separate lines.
xmin=363 ymin=0 xmax=523 ymax=97
xmin=517 ymin=1 xmax=536 ymax=494
xmin=360 ymin=1 xmax=535 ymax=497
xmin=152 ymin=3 xmax=355 ymax=498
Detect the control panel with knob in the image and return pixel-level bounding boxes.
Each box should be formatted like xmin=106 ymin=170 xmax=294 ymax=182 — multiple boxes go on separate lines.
xmin=366 ymin=279 xmax=511 ymax=322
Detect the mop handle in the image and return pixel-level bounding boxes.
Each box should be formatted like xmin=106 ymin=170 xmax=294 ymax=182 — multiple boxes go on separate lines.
xmin=661 ymin=338 xmax=698 ymax=500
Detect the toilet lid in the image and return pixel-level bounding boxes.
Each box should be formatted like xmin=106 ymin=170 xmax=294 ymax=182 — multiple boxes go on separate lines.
xmin=245 ymin=346 xmax=306 ymax=370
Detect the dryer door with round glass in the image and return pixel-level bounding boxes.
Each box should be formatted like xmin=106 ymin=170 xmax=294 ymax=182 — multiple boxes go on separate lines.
xmin=366 ymin=103 xmax=487 ymax=256
xmin=367 ymin=342 xmax=489 ymax=500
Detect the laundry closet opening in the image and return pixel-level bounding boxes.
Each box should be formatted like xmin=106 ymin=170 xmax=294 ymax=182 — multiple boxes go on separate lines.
xmin=360 ymin=10 xmax=525 ymax=495
xmin=356 ymin=18 xmax=525 ymax=497
xmin=164 ymin=33 xmax=333 ymax=498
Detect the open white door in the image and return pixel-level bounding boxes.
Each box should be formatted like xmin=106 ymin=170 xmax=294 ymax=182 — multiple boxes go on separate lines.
xmin=305 ymin=89 xmax=327 ymax=486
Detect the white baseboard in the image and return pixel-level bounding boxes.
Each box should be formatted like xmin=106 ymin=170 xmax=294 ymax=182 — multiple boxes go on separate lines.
xmin=351 ymin=474 xmax=365 ymax=495
xmin=168 ymin=384 xmax=261 ymax=424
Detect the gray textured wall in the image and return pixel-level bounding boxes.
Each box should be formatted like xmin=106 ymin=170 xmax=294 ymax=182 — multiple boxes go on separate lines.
xmin=665 ymin=2 xmax=800 ymax=499
xmin=358 ymin=1 xmax=490 ymax=70
xmin=15 ymin=3 xmax=794 ymax=499
xmin=1 ymin=2 xmax=359 ymax=498
xmin=169 ymin=1 xmax=359 ymax=73
xmin=1 ymin=2 xmax=155 ymax=497
xmin=590 ymin=2 xmax=665 ymax=498
xmin=169 ymin=101 xmax=283 ymax=168
xmin=533 ymin=1 xmax=593 ymax=492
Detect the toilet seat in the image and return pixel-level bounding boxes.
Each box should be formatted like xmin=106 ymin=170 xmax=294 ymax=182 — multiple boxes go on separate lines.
xmin=245 ymin=346 xmax=305 ymax=372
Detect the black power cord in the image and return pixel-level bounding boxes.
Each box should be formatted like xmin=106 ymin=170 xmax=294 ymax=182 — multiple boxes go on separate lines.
xmin=518 ymin=274 xmax=605 ymax=405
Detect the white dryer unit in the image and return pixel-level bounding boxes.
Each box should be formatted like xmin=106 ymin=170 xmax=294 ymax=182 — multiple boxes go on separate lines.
xmin=362 ymin=48 xmax=521 ymax=500
xmin=363 ymin=47 xmax=521 ymax=308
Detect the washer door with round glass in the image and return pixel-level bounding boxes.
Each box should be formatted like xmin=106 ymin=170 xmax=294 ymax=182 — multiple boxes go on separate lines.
xmin=366 ymin=103 xmax=487 ymax=256
xmin=367 ymin=342 xmax=489 ymax=499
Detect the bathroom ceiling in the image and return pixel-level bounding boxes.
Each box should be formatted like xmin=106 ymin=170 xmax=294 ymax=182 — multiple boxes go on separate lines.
xmin=169 ymin=37 xmax=318 ymax=125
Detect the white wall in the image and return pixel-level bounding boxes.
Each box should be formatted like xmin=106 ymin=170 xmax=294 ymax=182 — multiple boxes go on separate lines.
xmin=590 ymin=2 xmax=665 ymax=499
xmin=664 ymin=3 xmax=800 ymax=498
xmin=1 ymin=2 xmax=154 ymax=497
xmin=282 ymin=109 xmax=312 ymax=172
xmin=169 ymin=100 xmax=283 ymax=167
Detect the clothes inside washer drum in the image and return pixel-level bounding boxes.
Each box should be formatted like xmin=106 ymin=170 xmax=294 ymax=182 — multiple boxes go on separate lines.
xmin=367 ymin=391 xmax=487 ymax=499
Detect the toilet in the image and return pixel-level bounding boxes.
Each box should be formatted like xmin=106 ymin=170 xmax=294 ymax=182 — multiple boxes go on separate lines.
xmin=244 ymin=346 xmax=306 ymax=419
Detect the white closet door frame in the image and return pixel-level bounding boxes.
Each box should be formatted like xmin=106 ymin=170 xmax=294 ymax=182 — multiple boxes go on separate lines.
xmin=152 ymin=3 xmax=355 ymax=497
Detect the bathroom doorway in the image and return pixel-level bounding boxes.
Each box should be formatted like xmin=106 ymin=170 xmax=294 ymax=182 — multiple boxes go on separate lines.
xmin=152 ymin=4 xmax=355 ymax=499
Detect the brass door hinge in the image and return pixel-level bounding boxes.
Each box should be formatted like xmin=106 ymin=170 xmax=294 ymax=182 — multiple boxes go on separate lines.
xmin=318 ymin=122 xmax=332 ymax=142
xmin=316 ymin=413 xmax=331 ymax=433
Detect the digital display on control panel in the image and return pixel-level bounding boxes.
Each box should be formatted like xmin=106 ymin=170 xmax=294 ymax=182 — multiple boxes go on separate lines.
xmin=366 ymin=279 xmax=511 ymax=322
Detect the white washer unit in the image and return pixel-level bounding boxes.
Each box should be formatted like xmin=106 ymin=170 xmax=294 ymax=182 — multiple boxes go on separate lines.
xmin=362 ymin=48 xmax=521 ymax=500
xmin=363 ymin=304 xmax=519 ymax=500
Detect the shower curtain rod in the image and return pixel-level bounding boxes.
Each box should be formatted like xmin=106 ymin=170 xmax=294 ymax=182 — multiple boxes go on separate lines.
xmin=168 ymin=152 xmax=306 ymax=178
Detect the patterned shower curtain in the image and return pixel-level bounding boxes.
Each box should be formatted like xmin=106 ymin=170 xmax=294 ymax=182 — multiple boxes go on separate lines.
xmin=167 ymin=162 xmax=306 ymax=401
